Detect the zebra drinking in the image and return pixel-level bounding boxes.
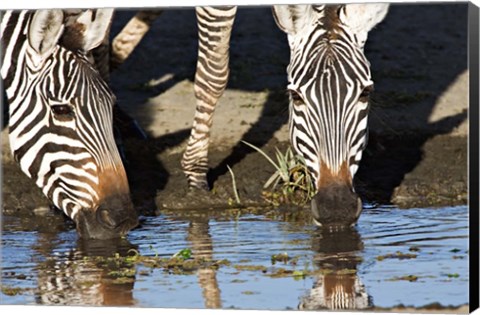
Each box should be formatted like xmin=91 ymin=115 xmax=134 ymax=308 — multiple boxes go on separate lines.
xmin=1 ymin=10 xmax=138 ymax=239
xmin=181 ymin=4 xmax=389 ymax=227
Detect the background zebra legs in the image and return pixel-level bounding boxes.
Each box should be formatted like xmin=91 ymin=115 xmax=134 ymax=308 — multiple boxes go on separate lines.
xmin=181 ymin=6 xmax=237 ymax=190
xmin=110 ymin=10 xmax=163 ymax=71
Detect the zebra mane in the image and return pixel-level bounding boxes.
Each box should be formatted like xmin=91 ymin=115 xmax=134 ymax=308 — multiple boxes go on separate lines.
xmin=61 ymin=10 xmax=89 ymax=52
xmin=319 ymin=5 xmax=343 ymax=39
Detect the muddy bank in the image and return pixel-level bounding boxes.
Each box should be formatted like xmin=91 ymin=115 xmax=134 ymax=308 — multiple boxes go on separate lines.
xmin=374 ymin=304 xmax=469 ymax=314
xmin=128 ymin=133 xmax=469 ymax=212
xmin=1 ymin=131 xmax=468 ymax=217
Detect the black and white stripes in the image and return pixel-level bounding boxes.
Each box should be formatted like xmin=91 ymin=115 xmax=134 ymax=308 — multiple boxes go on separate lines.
xmin=285 ymin=4 xmax=375 ymax=187
xmin=1 ymin=10 xmax=137 ymax=239
xmin=182 ymin=4 xmax=388 ymax=226
xmin=182 ymin=6 xmax=237 ymax=189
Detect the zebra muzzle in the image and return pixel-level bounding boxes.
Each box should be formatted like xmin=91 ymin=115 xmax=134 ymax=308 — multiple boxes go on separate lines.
xmin=75 ymin=197 xmax=138 ymax=239
xmin=310 ymin=184 xmax=363 ymax=228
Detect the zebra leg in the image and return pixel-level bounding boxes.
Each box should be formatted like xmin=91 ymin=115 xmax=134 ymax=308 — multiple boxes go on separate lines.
xmin=182 ymin=6 xmax=237 ymax=190
xmin=110 ymin=10 xmax=163 ymax=71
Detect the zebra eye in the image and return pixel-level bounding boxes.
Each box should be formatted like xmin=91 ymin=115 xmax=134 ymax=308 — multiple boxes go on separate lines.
xmin=289 ymin=90 xmax=305 ymax=106
xmin=359 ymin=85 xmax=374 ymax=102
xmin=51 ymin=104 xmax=74 ymax=117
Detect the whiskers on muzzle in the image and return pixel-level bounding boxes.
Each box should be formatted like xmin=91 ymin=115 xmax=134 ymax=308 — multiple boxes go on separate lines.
xmin=310 ymin=161 xmax=363 ymax=228
xmin=75 ymin=195 xmax=138 ymax=240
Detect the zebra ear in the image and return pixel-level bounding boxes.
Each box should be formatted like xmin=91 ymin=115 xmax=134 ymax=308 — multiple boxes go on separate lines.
xmin=272 ymin=5 xmax=312 ymax=35
xmin=339 ymin=3 xmax=389 ymax=36
xmin=66 ymin=9 xmax=114 ymax=53
xmin=28 ymin=10 xmax=65 ymax=60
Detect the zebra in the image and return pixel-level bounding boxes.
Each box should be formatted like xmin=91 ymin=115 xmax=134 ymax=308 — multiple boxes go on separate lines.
xmin=1 ymin=9 xmax=138 ymax=239
xmin=181 ymin=4 xmax=389 ymax=227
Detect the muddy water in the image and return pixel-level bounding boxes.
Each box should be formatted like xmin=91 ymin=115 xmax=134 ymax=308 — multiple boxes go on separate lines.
xmin=1 ymin=205 xmax=468 ymax=310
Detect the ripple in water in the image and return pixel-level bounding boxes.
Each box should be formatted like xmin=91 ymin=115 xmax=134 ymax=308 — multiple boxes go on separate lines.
xmin=1 ymin=205 xmax=469 ymax=310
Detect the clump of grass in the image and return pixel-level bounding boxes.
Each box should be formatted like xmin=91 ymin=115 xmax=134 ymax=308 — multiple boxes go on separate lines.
xmin=242 ymin=141 xmax=315 ymax=206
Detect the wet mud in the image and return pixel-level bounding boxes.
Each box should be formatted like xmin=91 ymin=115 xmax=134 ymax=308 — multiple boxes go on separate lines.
xmin=2 ymin=132 xmax=467 ymax=216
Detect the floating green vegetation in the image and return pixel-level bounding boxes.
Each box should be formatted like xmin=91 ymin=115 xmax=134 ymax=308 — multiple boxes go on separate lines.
xmin=79 ymin=248 xmax=232 ymax=277
xmin=446 ymin=273 xmax=460 ymax=278
xmin=376 ymin=251 xmax=418 ymax=261
xmin=1 ymin=285 xmax=24 ymax=296
xmin=387 ymin=275 xmax=419 ymax=282
xmin=107 ymin=268 xmax=137 ymax=278
xmin=292 ymin=270 xmax=306 ymax=280
xmin=172 ymin=248 xmax=193 ymax=260
xmin=265 ymin=266 xmax=357 ymax=280
xmin=242 ymin=141 xmax=315 ymax=206
xmin=231 ymin=279 xmax=248 ymax=283
xmin=449 ymin=248 xmax=461 ymax=253
xmin=233 ymin=264 xmax=268 ymax=273
xmin=268 ymin=268 xmax=294 ymax=278
xmin=271 ymin=252 xmax=290 ymax=265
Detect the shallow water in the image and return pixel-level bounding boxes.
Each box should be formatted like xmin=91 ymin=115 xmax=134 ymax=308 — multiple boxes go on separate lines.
xmin=1 ymin=205 xmax=469 ymax=310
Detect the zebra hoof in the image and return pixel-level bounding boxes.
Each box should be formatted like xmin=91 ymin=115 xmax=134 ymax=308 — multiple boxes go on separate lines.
xmin=188 ymin=180 xmax=210 ymax=191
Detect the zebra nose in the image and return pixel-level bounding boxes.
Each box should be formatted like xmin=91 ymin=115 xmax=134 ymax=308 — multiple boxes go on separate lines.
xmin=96 ymin=196 xmax=138 ymax=231
xmin=75 ymin=197 xmax=138 ymax=239
xmin=311 ymin=184 xmax=363 ymax=228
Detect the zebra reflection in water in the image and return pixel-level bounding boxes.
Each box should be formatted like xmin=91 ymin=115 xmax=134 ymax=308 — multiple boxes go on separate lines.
xmin=33 ymin=235 xmax=137 ymax=305
xmin=299 ymin=229 xmax=371 ymax=310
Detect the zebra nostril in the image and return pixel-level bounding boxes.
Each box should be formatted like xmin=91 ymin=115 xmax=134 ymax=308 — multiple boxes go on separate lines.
xmin=97 ymin=208 xmax=117 ymax=229
xmin=310 ymin=185 xmax=361 ymax=227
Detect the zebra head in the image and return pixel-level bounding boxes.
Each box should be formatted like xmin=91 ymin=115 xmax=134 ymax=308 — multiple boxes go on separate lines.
xmin=273 ymin=4 xmax=388 ymax=228
xmin=2 ymin=10 xmax=138 ymax=239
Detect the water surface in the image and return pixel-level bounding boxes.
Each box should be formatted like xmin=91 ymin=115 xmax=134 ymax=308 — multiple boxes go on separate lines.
xmin=1 ymin=205 xmax=469 ymax=310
